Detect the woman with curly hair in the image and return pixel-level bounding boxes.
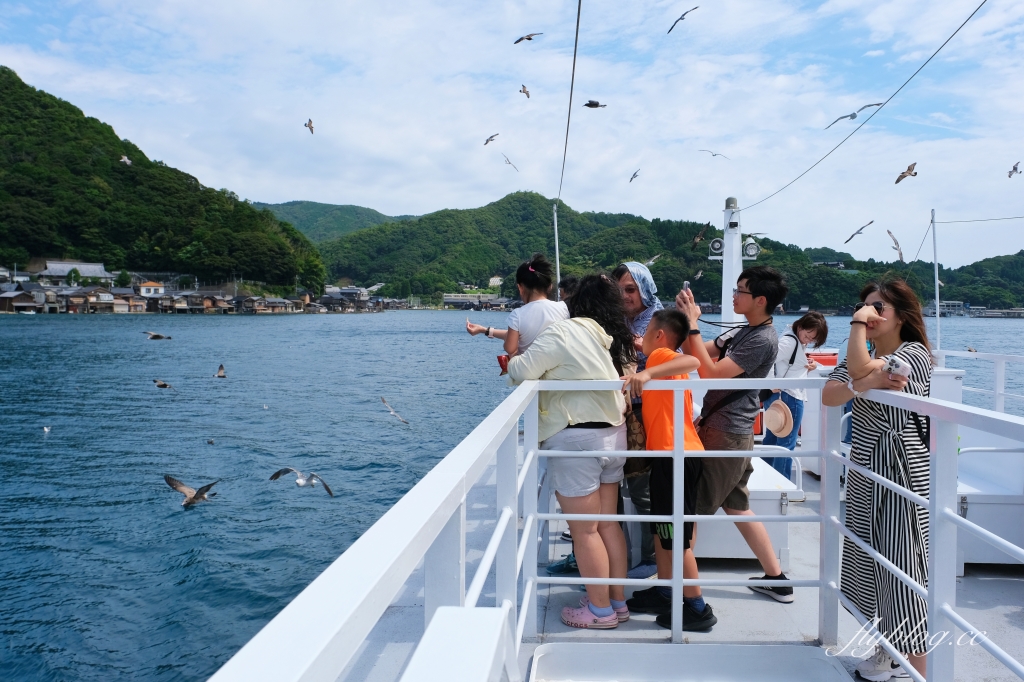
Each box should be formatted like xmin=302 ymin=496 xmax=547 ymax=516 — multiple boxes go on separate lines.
xmin=507 ymin=274 xmax=636 ymax=629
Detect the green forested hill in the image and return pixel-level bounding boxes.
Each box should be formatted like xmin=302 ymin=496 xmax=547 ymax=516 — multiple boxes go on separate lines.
xmin=320 ymin=190 xmax=1024 ymax=309
xmin=0 ymin=66 xmax=325 ymax=290
xmin=252 ymin=200 xmax=417 ymax=243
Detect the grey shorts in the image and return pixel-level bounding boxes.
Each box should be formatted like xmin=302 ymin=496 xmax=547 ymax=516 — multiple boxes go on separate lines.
xmin=541 ymin=423 xmax=627 ymax=498
xmin=695 ymin=425 xmax=754 ymax=514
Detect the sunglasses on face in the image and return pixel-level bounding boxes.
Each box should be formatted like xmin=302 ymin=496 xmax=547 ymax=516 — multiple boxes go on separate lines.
xmin=854 ymin=301 xmax=895 ymax=315
xmin=620 ymin=285 xmax=639 ymax=295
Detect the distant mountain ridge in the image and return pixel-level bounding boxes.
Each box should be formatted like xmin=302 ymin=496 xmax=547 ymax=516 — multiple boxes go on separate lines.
xmin=253 ymin=201 xmax=417 ymax=243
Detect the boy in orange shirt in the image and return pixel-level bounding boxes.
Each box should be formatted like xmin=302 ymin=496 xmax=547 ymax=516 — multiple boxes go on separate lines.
xmin=621 ymin=309 xmax=717 ymax=631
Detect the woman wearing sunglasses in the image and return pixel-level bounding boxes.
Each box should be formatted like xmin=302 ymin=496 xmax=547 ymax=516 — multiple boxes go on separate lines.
xmin=822 ymin=279 xmax=932 ymax=682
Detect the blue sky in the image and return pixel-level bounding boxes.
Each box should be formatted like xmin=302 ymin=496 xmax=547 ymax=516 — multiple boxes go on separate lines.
xmin=1 ymin=0 xmax=1022 ymax=266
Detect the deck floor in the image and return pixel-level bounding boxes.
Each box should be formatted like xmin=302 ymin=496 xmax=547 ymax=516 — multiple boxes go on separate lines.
xmin=337 ymin=459 xmax=1024 ymax=682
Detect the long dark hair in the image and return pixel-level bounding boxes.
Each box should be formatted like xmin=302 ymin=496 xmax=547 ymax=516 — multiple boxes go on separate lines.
xmin=860 ymin=278 xmax=931 ymax=354
xmin=515 ymin=253 xmax=554 ymax=295
xmin=566 ymin=274 xmax=637 ymax=374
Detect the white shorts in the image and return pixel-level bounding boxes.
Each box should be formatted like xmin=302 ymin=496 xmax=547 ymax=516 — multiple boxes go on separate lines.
xmin=541 ymin=423 xmax=627 ymax=498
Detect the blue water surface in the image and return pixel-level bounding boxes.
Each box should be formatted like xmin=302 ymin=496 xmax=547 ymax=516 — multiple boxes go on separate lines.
xmin=2 ymin=310 xmax=1023 ymax=681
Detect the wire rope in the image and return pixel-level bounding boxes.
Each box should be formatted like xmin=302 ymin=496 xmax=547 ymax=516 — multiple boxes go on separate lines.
xmin=556 ymin=0 xmax=584 ymax=202
xmin=739 ymin=0 xmax=988 ymax=213
xmin=935 ymin=215 xmax=1024 ymax=224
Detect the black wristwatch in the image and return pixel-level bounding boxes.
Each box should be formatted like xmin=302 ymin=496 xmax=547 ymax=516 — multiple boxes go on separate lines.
xmin=688 ymin=329 xmax=701 ymax=335
xmin=486 ymin=327 xmax=492 ymax=338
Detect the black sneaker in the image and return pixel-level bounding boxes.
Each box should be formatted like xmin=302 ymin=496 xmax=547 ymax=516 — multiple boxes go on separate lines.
xmin=625 ymin=586 xmax=671 ymax=616
xmin=748 ymin=573 xmax=795 ymax=603
xmin=655 ymin=602 xmax=718 ymax=632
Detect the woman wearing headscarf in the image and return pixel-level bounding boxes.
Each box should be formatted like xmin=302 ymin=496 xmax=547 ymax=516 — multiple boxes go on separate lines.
xmin=611 ymin=261 xmax=664 ymax=578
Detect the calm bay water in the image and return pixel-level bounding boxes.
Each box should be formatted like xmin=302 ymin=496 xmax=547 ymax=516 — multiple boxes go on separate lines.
xmin=1 ymin=310 xmax=1023 ymax=681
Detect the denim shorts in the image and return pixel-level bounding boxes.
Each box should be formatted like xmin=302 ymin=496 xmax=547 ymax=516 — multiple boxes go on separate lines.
xmin=541 ymin=423 xmax=627 ymax=498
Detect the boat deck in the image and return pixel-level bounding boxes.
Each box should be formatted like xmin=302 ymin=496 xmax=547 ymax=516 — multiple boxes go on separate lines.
xmin=337 ymin=459 xmax=1024 ymax=682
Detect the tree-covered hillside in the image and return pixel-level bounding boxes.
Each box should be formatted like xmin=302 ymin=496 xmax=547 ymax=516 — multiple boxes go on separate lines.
xmin=320 ymin=190 xmax=1024 ymax=309
xmin=0 ymin=66 xmax=325 ymax=291
xmin=252 ymin=200 xmax=417 ymax=243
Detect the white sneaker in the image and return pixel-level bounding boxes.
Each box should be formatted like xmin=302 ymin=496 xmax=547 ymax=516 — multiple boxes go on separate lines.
xmin=856 ymin=649 xmax=909 ymax=681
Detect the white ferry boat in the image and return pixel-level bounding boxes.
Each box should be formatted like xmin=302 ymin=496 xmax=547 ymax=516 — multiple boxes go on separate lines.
xmin=208 ymin=201 xmax=1024 ymax=682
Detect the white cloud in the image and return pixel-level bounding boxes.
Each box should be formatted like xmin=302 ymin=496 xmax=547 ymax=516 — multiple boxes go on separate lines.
xmin=0 ymin=0 xmax=1022 ymax=266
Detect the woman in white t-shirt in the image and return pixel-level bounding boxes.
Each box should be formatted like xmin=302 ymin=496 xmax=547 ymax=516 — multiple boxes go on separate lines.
xmin=465 ymin=253 xmax=568 ymax=356
xmin=762 ymin=312 xmax=828 ymax=479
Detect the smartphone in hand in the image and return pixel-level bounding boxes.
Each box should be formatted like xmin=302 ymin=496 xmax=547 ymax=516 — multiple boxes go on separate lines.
xmin=683 ymin=281 xmax=690 ymax=291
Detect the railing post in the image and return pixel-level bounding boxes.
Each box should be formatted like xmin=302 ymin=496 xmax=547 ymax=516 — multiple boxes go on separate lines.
xmin=927 ymin=418 xmax=959 ymax=681
xmin=671 ymin=385 xmax=686 ymax=644
xmin=523 ymin=394 xmax=540 ymax=640
xmin=496 ymin=426 xmax=518 ymax=635
xmin=424 ymin=501 xmax=466 ymax=628
xmin=994 ymin=359 xmax=1006 ymax=413
xmin=818 ymin=404 xmax=842 ymax=649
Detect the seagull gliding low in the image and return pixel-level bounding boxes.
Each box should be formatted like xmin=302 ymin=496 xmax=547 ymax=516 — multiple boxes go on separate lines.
xmin=844 ymin=220 xmax=874 ymax=244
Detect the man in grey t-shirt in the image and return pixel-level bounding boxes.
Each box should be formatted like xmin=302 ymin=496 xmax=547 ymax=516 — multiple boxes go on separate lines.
xmin=676 ymin=266 xmax=796 ymax=606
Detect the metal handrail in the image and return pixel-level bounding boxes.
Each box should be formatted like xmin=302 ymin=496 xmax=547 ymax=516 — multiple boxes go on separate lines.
xmin=466 ymin=506 xmax=514 ymax=607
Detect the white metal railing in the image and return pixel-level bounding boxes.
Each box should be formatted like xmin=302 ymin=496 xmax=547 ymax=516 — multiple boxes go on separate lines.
xmin=209 ymin=377 xmax=1024 ymax=682
xmin=934 ymin=349 xmax=1024 ymax=413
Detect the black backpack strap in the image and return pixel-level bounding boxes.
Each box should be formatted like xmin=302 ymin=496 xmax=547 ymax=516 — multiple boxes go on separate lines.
xmin=787 ymin=333 xmax=799 ymax=365
xmin=697 ymin=389 xmax=751 ymax=426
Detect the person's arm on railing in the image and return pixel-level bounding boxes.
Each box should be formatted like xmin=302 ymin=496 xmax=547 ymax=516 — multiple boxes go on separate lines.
xmin=622 ymin=353 xmax=700 ymax=399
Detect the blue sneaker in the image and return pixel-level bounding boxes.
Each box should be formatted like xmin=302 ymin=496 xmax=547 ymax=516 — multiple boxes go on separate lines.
xmin=546 ymin=552 xmax=579 ymax=575
xmin=627 ymin=560 xmax=658 ymax=580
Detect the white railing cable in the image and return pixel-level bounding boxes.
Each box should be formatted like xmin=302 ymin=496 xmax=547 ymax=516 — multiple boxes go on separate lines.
xmin=466 ymin=506 xmax=514 ymax=608
xmin=939 ymin=507 xmax=1024 ymax=564
xmin=827 ymin=516 xmax=928 ymax=599
xmin=828 ymin=451 xmax=930 ymax=508
xmin=939 ymin=604 xmax=1024 ymax=680
xmin=830 ymin=582 xmax=926 ymax=682
xmin=515 ymin=514 xmax=535 ymax=578
xmin=515 ymin=449 xmax=536 ymax=494
xmin=515 ymin=579 xmax=535 ymax=652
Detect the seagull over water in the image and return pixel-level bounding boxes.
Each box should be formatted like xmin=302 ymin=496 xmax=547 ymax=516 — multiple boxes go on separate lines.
xmin=667 ymin=6 xmax=699 ymax=33
xmin=520 ymin=85 xmax=530 ymax=99
xmin=304 ymin=118 xmax=314 ymax=135
xmin=967 ymin=346 xmax=978 ymax=353
xmin=119 ymin=155 xmax=132 ymax=166
xmin=895 ymin=163 xmax=917 ymax=184
xmin=583 ymin=100 xmax=606 ymax=108
xmin=630 ymin=169 xmax=640 ymax=182
xmin=214 ymin=364 xmax=226 ymax=379
xmin=887 ymin=230 xmax=905 ymax=263
xmin=698 ymin=149 xmax=729 ymax=159
xmin=484 ymin=133 xmax=499 ymax=145
xmin=1010 ymin=162 xmax=1021 ymax=179
xmin=164 ymin=475 xmax=219 ymax=507
xmin=514 ymin=33 xmax=543 ymax=44
xmin=844 ymin=220 xmax=874 ymax=244
xmin=270 ymin=468 xmax=334 ymax=497
xmin=143 ymin=331 xmax=171 ymax=340
xmin=825 ymin=103 xmax=884 ymax=129
xmin=153 ymin=379 xmax=176 ymax=391
xmin=381 ymin=397 xmax=409 ymax=424
xmin=502 ymin=153 xmax=519 ymax=172
xmin=43 ymin=426 xmax=51 ymax=433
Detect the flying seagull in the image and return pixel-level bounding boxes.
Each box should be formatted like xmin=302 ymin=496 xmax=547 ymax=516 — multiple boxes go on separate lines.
xmin=887 ymin=229 xmax=904 ymax=263
xmin=304 ymin=119 xmax=314 ymax=135
xmin=667 ymin=6 xmax=699 ymax=33
xmin=381 ymin=397 xmax=409 ymax=424
xmin=501 ymin=153 xmax=519 ymax=172
xmin=214 ymin=364 xmax=226 ymax=379
xmin=43 ymin=426 xmax=51 ymax=433
xmin=895 ymin=163 xmax=917 ymax=184
xmin=1010 ymin=162 xmax=1021 ymax=179
xmin=269 ymin=468 xmax=334 ymax=497
xmin=967 ymin=346 xmax=978 ymax=353
xmin=484 ymin=133 xmax=499 ymax=145
xmin=142 ymin=331 xmax=171 ymax=340
xmin=824 ymin=103 xmax=884 ymax=129
xmin=164 ymin=475 xmax=219 ymax=507
xmin=694 ymin=269 xmax=703 ymax=280
xmin=119 ymin=155 xmax=132 ymax=166
xmin=645 ymin=254 xmax=662 ymax=267
xmin=520 ymin=85 xmax=530 ymax=99
xmin=583 ymin=100 xmax=606 ymax=108
xmin=514 ymin=33 xmax=543 ymax=44
xmin=844 ymin=220 xmax=874 ymax=244
xmin=698 ymin=149 xmax=730 ymax=159
xmin=630 ymin=169 xmax=640 ymax=182
xmin=690 ymin=224 xmax=708 ymax=251
xmin=153 ymin=379 xmax=176 ymax=391
xmin=263 ymin=404 xmax=269 ymax=410
xmin=207 ymin=439 xmax=215 ymax=445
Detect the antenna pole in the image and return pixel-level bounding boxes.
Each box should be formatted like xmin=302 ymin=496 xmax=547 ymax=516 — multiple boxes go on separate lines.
xmin=931 ymin=208 xmax=941 ymax=350
xmin=553 ymin=203 xmax=561 ymax=301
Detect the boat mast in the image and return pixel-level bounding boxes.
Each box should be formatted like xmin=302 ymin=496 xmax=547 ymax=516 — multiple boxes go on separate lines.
xmin=932 ymin=208 xmax=941 ymax=350
xmin=720 ymin=197 xmax=743 ymax=325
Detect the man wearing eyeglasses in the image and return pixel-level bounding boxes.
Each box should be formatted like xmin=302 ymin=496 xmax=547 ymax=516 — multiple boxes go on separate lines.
xmin=675 ymin=265 xmax=796 ymax=604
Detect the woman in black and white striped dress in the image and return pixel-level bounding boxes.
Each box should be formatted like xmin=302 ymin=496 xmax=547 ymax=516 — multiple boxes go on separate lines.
xmin=823 ymin=279 xmax=932 ymax=682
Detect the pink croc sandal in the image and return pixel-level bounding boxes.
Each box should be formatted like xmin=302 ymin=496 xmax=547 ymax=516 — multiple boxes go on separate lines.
xmin=561 ymin=604 xmax=619 ymax=629
xmin=579 ymin=596 xmax=629 ymax=622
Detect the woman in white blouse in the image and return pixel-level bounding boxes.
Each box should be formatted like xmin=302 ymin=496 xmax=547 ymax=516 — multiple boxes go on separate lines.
xmin=762 ymin=312 xmax=828 ymax=479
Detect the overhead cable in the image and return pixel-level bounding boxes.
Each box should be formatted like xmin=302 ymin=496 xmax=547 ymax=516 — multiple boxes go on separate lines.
xmin=556 ymin=0 xmax=583 ymax=202
xmin=739 ymin=0 xmax=988 ymax=213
